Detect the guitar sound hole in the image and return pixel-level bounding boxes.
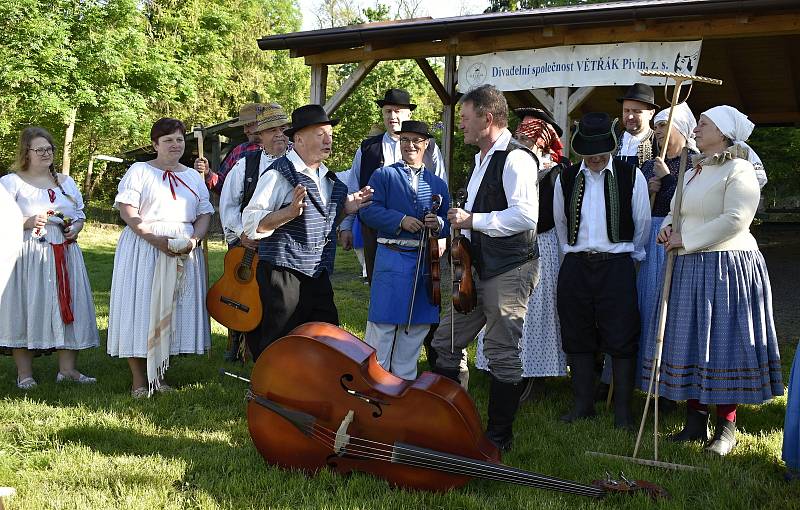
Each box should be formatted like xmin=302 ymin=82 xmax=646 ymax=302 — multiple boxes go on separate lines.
xmin=236 ymin=265 xmax=252 ymax=281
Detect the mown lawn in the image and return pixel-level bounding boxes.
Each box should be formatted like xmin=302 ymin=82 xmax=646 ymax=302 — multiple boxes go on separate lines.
xmin=1 ymin=223 xmax=798 ymax=509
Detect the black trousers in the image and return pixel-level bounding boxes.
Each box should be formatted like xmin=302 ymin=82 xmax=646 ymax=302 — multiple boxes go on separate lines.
xmin=557 ymin=252 xmax=640 ymax=358
xmin=247 ymin=261 xmax=339 ymax=360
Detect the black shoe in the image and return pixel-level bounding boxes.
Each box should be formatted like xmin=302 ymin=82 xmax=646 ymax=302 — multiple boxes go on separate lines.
xmin=485 ymin=376 xmax=526 ymax=452
xmin=669 ymin=406 xmax=710 ymax=442
xmin=561 ymin=354 xmax=597 ymax=423
xmin=611 ymin=357 xmax=636 ymax=430
xmin=705 ymin=416 xmax=737 ymax=456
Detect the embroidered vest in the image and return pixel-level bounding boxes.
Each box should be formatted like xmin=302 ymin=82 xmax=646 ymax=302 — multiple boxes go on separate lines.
xmin=470 ymin=139 xmax=539 ymax=280
xmin=615 ymin=129 xmax=657 ymax=168
xmin=560 ymin=159 xmax=636 ymax=246
xmin=258 ymin=157 xmax=348 ymax=277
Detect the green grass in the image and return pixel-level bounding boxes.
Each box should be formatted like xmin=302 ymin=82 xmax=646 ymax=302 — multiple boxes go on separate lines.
xmin=1 ymin=223 xmax=798 ymax=509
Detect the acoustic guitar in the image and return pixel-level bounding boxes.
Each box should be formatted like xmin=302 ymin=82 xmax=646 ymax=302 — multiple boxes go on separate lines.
xmin=206 ymin=246 xmax=262 ymax=332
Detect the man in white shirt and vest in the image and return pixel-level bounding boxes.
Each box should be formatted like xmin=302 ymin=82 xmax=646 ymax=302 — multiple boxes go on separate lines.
xmin=241 ymin=104 xmax=373 ymax=360
xmin=614 ymin=83 xmax=659 ymax=168
xmin=430 ymin=85 xmax=540 ymax=452
xmin=339 ymin=88 xmax=447 ymax=283
xmin=553 ymin=112 xmax=650 ymax=430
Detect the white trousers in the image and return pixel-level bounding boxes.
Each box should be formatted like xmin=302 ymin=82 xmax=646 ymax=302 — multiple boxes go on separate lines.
xmin=364 ymin=321 xmax=429 ymax=380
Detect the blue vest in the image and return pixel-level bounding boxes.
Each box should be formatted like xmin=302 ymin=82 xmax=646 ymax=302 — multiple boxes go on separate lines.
xmin=258 ymin=157 xmax=348 ymax=277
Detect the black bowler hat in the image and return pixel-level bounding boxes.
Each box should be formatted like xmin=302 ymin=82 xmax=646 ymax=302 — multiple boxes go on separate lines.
xmin=617 ymin=82 xmax=659 ymax=110
xmin=514 ymin=107 xmax=563 ymax=137
xmin=283 ymin=104 xmax=339 ymax=139
xmin=397 ymin=120 xmax=434 ymax=139
xmin=376 ymin=88 xmax=417 ymax=111
xmin=571 ymin=112 xmax=619 ymax=157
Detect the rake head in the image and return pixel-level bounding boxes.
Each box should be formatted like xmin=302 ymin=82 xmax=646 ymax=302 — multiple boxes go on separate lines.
xmin=640 ymin=70 xmax=723 ymax=85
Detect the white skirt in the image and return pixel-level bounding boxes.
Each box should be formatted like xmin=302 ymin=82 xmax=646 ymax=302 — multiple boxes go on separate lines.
xmin=107 ymin=223 xmax=210 ymax=358
xmin=476 ymin=229 xmax=567 ymax=377
xmin=0 ymin=224 xmax=99 ymax=350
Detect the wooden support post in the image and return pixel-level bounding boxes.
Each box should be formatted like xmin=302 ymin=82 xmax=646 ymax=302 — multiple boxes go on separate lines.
xmin=210 ymin=134 xmax=222 ymax=174
xmin=530 ymin=89 xmax=554 ymax=113
xmin=323 ymin=60 xmax=378 ymax=115
xmin=553 ymin=87 xmax=569 ymax=154
xmin=310 ymin=64 xmax=328 ymax=104
xmin=441 ymin=55 xmax=457 ymax=186
xmin=567 ymin=86 xmax=595 ymax=114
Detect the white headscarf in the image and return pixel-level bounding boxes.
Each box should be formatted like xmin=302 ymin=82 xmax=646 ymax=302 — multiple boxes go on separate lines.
xmin=653 ymin=102 xmax=697 ymax=153
xmin=701 ymin=105 xmax=767 ymax=188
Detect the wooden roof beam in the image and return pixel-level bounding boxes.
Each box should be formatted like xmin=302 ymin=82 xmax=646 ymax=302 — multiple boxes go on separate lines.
xmin=415 ymin=58 xmax=451 ymax=105
xmin=323 ymin=60 xmax=378 ymax=115
xmin=302 ymin=13 xmax=799 ymax=65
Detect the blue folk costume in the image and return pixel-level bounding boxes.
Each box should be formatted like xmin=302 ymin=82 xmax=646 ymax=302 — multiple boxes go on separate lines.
xmin=784 ymin=342 xmax=800 ymax=478
xmin=360 ymin=161 xmax=449 ymax=326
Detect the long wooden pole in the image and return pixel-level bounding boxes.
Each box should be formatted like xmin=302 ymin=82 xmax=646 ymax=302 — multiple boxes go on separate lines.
xmin=633 ymin=146 xmax=688 ymax=460
xmin=194 ymin=125 xmax=211 ymax=357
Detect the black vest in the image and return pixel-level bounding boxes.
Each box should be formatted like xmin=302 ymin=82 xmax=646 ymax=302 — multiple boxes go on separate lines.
xmin=560 ymin=159 xmax=636 ymax=246
xmin=537 ymin=157 xmax=569 ymax=234
xmin=240 ymin=151 xmax=263 ymax=213
xmin=470 ymin=140 xmax=539 ymax=280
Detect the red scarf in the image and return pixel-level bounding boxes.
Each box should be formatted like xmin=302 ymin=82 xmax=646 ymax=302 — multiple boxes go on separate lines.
xmin=515 ymin=118 xmax=564 ymax=162
xmin=51 ymin=241 xmax=74 ymax=324
xmin=162 ymin=170 xmax=199 ymax=200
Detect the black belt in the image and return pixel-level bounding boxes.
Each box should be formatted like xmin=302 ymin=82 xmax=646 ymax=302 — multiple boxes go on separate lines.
xmin=379 ymin=243 xmax=418 ymax=253
xmin=570 ymin=251 xmax=630 ymax=262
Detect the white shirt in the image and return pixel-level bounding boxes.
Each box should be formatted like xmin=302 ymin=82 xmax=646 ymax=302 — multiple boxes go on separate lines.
xmin=618 ymin=130 xmax=651 ymax=157
xmin=219 ymin=151 xmax=281 ymax=245
xmin=242 ymin=149 xmax=334 ymax=240
xmin=463 ymin=128 xmax=539 ymax=240
xmin=553 ymin=159 xmax=651 ymax=261
xmin=340 ymin=132 xmax=447 ymax=230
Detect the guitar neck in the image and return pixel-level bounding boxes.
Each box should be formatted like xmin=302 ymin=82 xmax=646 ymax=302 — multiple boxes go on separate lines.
xmin=241 ymin=246 xmax=257 ymax=266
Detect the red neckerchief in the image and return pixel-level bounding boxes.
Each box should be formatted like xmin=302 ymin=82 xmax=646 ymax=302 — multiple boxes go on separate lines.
xmin=162 ymin=169 xmax=199 ymax=200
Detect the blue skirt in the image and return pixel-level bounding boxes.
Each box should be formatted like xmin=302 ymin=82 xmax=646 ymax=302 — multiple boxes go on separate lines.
xmin=636 ymin=219 xmax=667 ymax=389
xmin=784 ymin=342 xmax=800 ymax=470
xmin=640 ymin=250 xmax=783 ymax=404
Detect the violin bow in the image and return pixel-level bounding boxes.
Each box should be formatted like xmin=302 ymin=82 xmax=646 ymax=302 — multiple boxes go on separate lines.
xmin=405 ymin=210 xmax=429 ymax=334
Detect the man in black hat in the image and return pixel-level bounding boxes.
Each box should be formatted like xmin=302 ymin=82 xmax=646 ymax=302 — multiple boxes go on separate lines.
xmin=241 ymin=104 xmax=373 ymax=359
xmin=359 ymin=120 xmax=449 ymax=380
xmin=338 ymin=88 xmax=447 ymax=283
xmin=614 ymin=82 xmax=659 ymax=168
xmin=553 ymin=112 xmax=650 ymax=430
xmin=430 ymin=84 xmax=540 ymax=452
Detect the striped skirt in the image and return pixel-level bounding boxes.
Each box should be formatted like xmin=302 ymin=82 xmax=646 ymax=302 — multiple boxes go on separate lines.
xmin=640 ymin=249 xmax=783 ymax=404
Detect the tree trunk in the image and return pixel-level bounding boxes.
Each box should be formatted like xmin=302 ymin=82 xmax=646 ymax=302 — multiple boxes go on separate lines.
xmin=62 ymin=107 xmax=77 ymax=175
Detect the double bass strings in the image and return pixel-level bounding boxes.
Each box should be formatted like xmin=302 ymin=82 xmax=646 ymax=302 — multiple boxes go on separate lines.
xmin=302 ymin=421 xmax=605 ymax=497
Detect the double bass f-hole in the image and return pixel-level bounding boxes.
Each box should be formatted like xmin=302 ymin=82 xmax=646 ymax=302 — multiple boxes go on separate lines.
xmin=339 ymin=374 xmax=388 ymax=417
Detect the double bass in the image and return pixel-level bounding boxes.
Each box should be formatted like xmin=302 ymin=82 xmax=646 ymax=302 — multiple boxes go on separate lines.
xmin=246 ymin=322 xmax=607 ymax=497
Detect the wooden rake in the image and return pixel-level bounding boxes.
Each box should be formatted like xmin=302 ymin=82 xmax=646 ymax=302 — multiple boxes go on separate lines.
xmin=588 ymin=71 xmax=723 ymax=473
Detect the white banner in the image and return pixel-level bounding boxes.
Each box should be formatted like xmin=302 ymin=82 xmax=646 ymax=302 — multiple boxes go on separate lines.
xmin=458 ymin=41 xmax=703 ymax=91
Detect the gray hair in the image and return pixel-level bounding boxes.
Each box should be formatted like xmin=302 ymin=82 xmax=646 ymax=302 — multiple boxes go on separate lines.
xmin=460 ymin=84 xmax=508 ymax=128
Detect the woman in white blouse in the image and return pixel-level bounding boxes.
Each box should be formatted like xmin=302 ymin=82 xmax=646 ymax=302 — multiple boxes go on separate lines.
xmin=655 ymin=106 xmax=782 ymax=456
xmin=107 ymin=118 xmax=213 ymax=398
xmin=0 ymin=127 xmax=99 ymax=389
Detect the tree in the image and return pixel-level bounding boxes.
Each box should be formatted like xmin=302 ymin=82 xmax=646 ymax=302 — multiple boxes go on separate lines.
xmin=484 ymin=0 xmax=621 ymax=12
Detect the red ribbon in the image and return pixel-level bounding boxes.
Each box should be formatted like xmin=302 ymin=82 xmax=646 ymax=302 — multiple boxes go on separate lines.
xmin=162 ymin=170 xmax=199 ymax=200
xmin=47 ymin=189 xmax=56 ymax=203
xmin=51 ymin=241 xmax=74 ymax=324
xmin=515 ymin=118 xmax=564 ymax=162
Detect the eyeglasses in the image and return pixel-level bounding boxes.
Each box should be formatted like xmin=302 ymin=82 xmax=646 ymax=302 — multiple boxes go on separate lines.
xmin=399 ymin=137 xmax=427 ymax=147
xmin=29 ymin=146 xmax=54 ymax=156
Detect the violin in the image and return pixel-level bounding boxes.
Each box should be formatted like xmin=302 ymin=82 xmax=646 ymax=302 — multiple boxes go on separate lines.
xmin=449 ymin=189 xmax=477 ymax=314
xmin=426 ymin=195 xmax=442 ymax=306
xmin=246 ymin=322 xmax=606 ymax=497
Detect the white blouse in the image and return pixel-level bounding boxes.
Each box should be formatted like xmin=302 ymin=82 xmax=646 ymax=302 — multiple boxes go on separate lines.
xmin=0 ymin=172 xmax=86 ymax=223
xmin=114 ymin=162 xmax=213 ymax=222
